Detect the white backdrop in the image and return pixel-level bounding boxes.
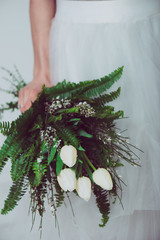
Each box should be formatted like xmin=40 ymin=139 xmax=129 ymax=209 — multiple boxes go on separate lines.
xmin=0 ymin=1 xmax=53 ymax=240
xmin=0 ymin=0 xmax=33 ymax=124
xmin=1 ymin=1 xmax=160 ymax=240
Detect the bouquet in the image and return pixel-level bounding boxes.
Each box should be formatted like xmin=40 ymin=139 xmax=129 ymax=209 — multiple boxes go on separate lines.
xmin=0 ymin=66 xmax=141 ymax=236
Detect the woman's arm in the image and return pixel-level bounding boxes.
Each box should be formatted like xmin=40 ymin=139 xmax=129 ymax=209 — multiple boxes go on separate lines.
xmin=18 ymin=0 xmax=56 ymax=113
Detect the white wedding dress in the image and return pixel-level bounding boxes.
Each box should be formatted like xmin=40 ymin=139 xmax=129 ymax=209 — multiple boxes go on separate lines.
xmin=0 ymin=0 xmax=160 ymax=240
xmin=48 ymin=0 xmax=160 ymax=239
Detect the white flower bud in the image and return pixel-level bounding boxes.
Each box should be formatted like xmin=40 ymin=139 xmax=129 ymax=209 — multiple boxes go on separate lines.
xmin=37 ymin=158 xmax=42 ymax=163
xmin=60 ymin=145 xmax=77 ymax=167
xmin=76 ymin=176 xmax=91 ymax=201
xmin=93 ymin=168 xmax=113 ymax=190
xmin=57 ymin=168 xmax=76 ymax=192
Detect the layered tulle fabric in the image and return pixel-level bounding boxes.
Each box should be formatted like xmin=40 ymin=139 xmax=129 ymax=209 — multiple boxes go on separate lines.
xmin=48 ymin=0 xmax=160 ymax=239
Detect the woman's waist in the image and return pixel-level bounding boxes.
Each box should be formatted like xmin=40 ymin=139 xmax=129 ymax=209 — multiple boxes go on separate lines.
xmin=54 ymin=0 xmax=160 ymax=23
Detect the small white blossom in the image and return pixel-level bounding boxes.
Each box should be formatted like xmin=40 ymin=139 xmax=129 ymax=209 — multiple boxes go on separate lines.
xmin=37 ymin=158 xmax=42 ymax=163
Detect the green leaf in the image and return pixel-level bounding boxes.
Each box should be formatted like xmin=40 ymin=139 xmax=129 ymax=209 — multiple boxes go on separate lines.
xmin=56 ymin=154 xmax=63 ymax=176
xmin=48 ymin=145 xmax=57 ymax=165
xmin=78 ymin=129 xmax=93 ymax=138
xmin=78 ymin=145 xmax=86 ymax=151
xmin=68 ymin=118 xmax=81 ymax=122
xmin=41 ymin=141 xmax=46 ymax=151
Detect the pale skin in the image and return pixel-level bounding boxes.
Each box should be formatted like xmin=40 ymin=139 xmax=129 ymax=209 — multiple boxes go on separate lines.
xmin=18 ymin=0 xmax=56 ymax=113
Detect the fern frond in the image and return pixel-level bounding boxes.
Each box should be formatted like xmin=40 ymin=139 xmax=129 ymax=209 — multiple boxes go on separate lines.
xmin=93 ymin=184 xmax=110 ymax=227
xmin=32 ymin=162 xmax=47 ymax=187
xmin=11 ymin=151 xmax=35 ymax=182
xmin=53 ymin=122 xmax=80 ymax=148
xmin=80 ymin=67 xmax=123 ymax=98
xmin=0 ymin=133 xmax=20 ymax=174
xmin=44 ymin=66 xmax=123 ymax=100
xmin=93 ymin=87 xmax=121 ymax=106
xmin=93 ymin=106 xmax=123 ymax=120
xmin=44 ymin=79 xmax=94 ymax=100
xmin=0 ymin=121 xmax=11 ymax=135
xmin=1 ymin=177 xmax=27 ymax=215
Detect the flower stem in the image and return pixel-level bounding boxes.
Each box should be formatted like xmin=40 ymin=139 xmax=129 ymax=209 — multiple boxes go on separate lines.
xmin=81 ymin=152 xmax=96 ymax=171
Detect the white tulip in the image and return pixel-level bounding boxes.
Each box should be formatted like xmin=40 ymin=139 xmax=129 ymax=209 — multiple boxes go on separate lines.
xmin=60 ymin=145 xmax=77 ymax=167
xmin=76 ymin=176 xmax=91 ymax=201
xmin=57 ymin=168 xmax=76 ymax=192
xmin=93 ymin=168 xmax=113 ymax=190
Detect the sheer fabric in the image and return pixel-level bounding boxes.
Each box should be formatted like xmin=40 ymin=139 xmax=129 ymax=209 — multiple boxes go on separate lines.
xmin=48 ymin=0 xmax=160 ymax=239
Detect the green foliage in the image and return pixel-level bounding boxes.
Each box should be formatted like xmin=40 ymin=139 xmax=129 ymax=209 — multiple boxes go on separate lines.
xmin=32 ymin=162 xmax=47 ymax=187
xmin=48 ymin=107 xmax=80 ymax=123
xmin=53 ymin=122 xmax=80 ymax=148
xmin=0 ymin=121 xmax=11 ymax=135
xmin=13 ymin=107 xmax=35 ymax=136
xmin=44 ymin=79 xmax=95 ymax=100
xmin=0 ymin=65 xmax=26 ymax=93
xmin=56 ymin=154 xmax=63 ymax=176
xmin=52 ymin=175 xmax=65 ymax=208
xmin=93 ymin=184 xmax=110 ymax=227
xmin=77 ymin=129 xmax=93 ymax=138
xmin=83 ymin=138 xmax=108 ymax=169
xmin=94 ymin=87 xmax=121 ymax=106
xmin=0 ymin=65 xmax=26 ymax=116
xmin=48 ymin=144 xmax=57 ymax=165
xmin=0 ymin=133 xmax=19 ymax=174
xmin=78 ymin=67 xmax=123 ymax=98
xmin=0 ymin=65 xmax=141 ymax=232
xmin=93 ymin=106 xmax=123 ymax=120
xmin=43 ymin=67 xmax=123 ymax=101
xmin=1 ymin=176 xmax=27 ymax=215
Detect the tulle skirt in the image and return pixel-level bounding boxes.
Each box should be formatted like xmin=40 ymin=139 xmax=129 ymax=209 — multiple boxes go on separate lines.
xmin=48 ymin=0 xmax=160 ymax=239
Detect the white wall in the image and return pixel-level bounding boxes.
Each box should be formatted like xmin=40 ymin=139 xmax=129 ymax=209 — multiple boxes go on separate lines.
xmin=0 ymin=0 xmax=33 ymax=81
xmin=0 ymin=2 xmax=43 ymax=239
xmin=0 ymin=0 xmax=34 ymax=125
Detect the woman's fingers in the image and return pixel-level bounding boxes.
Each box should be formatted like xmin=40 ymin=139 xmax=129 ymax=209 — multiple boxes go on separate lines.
xmin=21 ymin=101 xmax=32 ymax=113
xmin=18 ymin=87 xmax=38 ymax=113
xmin=21 ymin=92 xmax=38 ymax=113
xmin=18 ymin=86 xmax=30 ymax=107
xmin=18 ymin=79 xmax=53 ymax=113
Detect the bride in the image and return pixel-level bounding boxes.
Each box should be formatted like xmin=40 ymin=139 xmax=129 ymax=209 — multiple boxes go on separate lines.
xmin=17 ymin=0 xmax=160 ymax=239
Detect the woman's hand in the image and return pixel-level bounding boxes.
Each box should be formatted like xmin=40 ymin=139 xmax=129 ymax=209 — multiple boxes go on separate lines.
xmin=20 ymin=0 xmax=56 ymax=113
xmin=18 ymin=75 xmax=53 ymax=113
